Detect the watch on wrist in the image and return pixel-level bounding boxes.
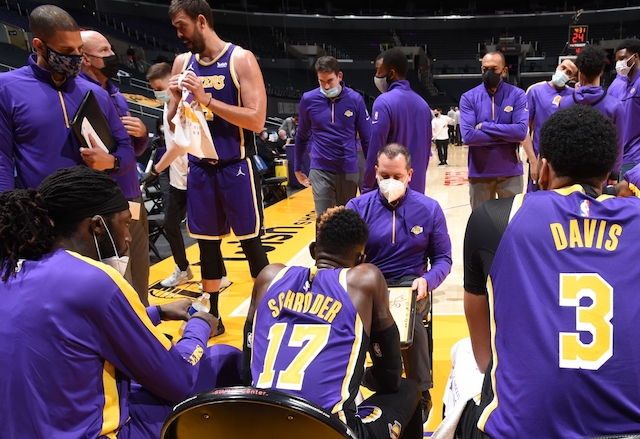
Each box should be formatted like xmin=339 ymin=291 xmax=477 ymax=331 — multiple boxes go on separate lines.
xmin=108 ymin=155 xmax=120 ymax=172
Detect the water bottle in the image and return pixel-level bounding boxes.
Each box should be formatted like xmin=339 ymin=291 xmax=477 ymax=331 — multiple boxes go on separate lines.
xmin=180 ymin=293 xmax=210 ymax=334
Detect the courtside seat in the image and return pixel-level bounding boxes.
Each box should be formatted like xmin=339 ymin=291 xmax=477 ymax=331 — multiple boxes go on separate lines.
xmin=161 ymin=386 xmax=358 ymax=439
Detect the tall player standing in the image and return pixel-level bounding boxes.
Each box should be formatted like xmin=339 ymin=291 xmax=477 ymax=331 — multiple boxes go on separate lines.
xmin=166 ymin=0 xmax=269 ymax=335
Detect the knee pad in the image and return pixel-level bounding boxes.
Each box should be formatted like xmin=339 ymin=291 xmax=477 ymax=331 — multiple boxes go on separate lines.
xmin=240 ymin=237 xmax=269 ymax=278
xmin=198 ymin=239 xmax=225 ymax=279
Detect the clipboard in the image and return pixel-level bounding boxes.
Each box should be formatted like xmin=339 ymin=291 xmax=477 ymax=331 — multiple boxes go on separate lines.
xmin=71 ymin=90 xmax=117 ymax=153
xmin=388 ymin=287 xmax=417 ymax=349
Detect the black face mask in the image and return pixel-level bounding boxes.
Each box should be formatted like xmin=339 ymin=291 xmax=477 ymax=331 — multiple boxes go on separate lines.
xmin=482 ymin=69 xmax=502 ymax=89
xmin=99 ymin=54 xmax=120 ymax=78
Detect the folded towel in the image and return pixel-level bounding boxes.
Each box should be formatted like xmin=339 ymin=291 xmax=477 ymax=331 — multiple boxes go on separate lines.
xmin=171 ymin=66 xmax=218 ymax=160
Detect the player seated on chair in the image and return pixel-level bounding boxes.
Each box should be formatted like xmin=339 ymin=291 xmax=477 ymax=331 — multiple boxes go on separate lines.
xmin=243 ymin=207 xmax=424 ymax=439
xmin=347 ymin=142 xmax=453 ymax=424
xmin=0 ymin=166 xmax=242 ymax=439
xmin=451 ymin=105 xmax=640 ymax=438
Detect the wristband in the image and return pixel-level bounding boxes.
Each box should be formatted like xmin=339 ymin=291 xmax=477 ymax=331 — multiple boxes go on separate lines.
xmin=156 ymin=305 xmax=165 ymax=320
xmin=206 ymin=96 xmax=212 ymax=108
xmin=151 ymin=164 xmax=159 ymax=176
xmin=106 ymin=155 xmax=120 ymax=173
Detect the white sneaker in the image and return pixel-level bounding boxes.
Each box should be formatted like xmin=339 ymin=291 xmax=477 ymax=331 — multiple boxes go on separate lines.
xmin=161 ymin=265 xmax=194 ymax=287
xmin=198 ymin=276 xmax=231 ymax=291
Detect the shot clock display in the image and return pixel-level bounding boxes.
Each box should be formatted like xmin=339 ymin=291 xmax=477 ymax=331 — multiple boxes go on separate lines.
xmin=568 ymin=25 xmax=588 ymax=53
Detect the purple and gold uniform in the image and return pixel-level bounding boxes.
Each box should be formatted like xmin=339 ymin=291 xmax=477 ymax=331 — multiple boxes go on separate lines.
xmin=466 ymin=187 xmax=640 ymax=438
xmin=460 ymin=81 xmax=528 ymax=178
xmin=526 ymin=81 xmax=574 ymax=156
xmin=0 ymin=249 xmax=239 ymax=439
xmin=251 ymin=266 xmax=367 ymax=423
xmin=182 ymin=45 xmax=262 ymax=239
xmin=0 ymin=55 xmax=134 ymax=192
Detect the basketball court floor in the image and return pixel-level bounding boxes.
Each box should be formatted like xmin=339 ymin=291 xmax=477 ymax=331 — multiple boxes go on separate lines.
xmin=147 ymin=144 xmax=524 ymax=435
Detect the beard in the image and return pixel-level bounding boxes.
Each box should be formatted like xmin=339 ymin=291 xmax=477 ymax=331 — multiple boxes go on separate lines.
xmin=185 ymin=27 xmax=206 ymax=53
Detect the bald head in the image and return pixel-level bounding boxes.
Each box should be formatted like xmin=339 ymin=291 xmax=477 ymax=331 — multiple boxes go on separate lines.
xmin=81 ymin=30 xmax=109 ymax=53
xmin=80 ymin=30 xmax=116 ymax=81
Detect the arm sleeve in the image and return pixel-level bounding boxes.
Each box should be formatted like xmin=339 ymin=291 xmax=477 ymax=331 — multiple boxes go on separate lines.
xmin=355 ymin=95 xmax=371 ymax=160
xmin=241 ymin=317 xmax=253 ymax=385
xmin=363 ymin=102 xmax=390 ymax=193
xmin=294 ymin=97 xmax=311 ymax=172
xmin=101 ymin=279 xmax=211 ymax=403
xmin=362 ymin=323 xmax=403 ymax=392
xmin=132 ymin=133 xmax=149 ymax=157
xmin=459 ymin=92 xmax=497 ymax=146
xmin=479 ymin=90 xmax=528 ymax=143
xmin=102 ymin=96 xmax=136 ymax=177
xmin=0 ymin=90 xmax=14 ymax=192
xmin=423 ymin=205 xmax=453 ymax=291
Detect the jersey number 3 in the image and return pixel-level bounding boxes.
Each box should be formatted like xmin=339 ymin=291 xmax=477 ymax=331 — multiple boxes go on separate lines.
xmin=256 ymin=323 xmax=331 ymax=390
xmin=559 ymin=273 xmax=613 ymax=370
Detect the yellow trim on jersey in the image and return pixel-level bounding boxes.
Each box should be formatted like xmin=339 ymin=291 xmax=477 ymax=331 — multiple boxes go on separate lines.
xmin=553 ymin=184 xmax=589 ymax=196
xmin=508 ymin=193 xmax=525 ymax=222
xmin=100 ymin=361 xmax=119 ymax=438
xmin=525 ymin=80 xmax=548 ymax=94
xmin=234 ymin=157 xmax=262 ymax=240
xmin=58 ymin=91 xmax=69 ymax=128
xmin=337 ymin=410 xmax=347 ymax=424
xmin=629 ymin=182 xmax=640 ymax=198
xmin=186 ymin=221 xmax=227 ymax=240
xmin=196 ymin=43 xmax=231 ymax=66
xmin=181 ymin=52 xmax=191 ymax=71
xmin=338 ymin=268 xmax=349 ymax=291
xmin=477 ymin=275 xmax=499 ymax=431
xmin=268 ymin=266 xmax=292 ymax=290
xmin=65 ymin=251 xmax=172 ymax=351
xmin=331 ymin=301 xmax=364 ymax=414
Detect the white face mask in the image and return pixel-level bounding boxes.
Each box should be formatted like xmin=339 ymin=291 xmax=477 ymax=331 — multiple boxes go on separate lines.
xmin=551 ymin=69 xmax=569 ymax=87
xmin=154 ymin=89 xmax=171 ymax=103
xmin=320 ymin=85 xmax=341 ymax=98
xmin=93 ymin=215 xmax=129 ymax=276
xmin=616 ymin=55 xmax=636 ymax=77
xmin=374 ymin=75 xmax=389 ymax=93
xmin=378 ymin=176 xmax=407 ymax=203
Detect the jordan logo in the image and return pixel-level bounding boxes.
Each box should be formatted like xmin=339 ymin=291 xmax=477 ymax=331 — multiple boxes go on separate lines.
xmin=236 ymin=167 xmax=245 ymax=177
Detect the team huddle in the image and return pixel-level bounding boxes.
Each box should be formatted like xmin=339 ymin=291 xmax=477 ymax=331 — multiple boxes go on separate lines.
xmin=1 ymin=1 xmax=640 ymax=439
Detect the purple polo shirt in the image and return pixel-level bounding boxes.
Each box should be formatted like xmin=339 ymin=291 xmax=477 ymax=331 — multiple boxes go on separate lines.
xmin=617 ymin=70 xmax=640 ymax=165
xmin=607 ymin=74 xmax=626 ymax=100
xmin=558 ymin=85 xmax=625 ymax=175
xmin=460 ymin=81 xmax=528 ymax=178
xmin=526 ymin=81 xmax=574 ymax=155
xmin=346 ymin=189 xmax=452 ymax=289
xmin=79 ymin=72 xmax=145 ymax=199
xmin=295 ymin=83 xmax=371 ymax=174
xmin=363 ymin=80 xmax=432 ymax=194
xmin=0 ymin=55 xmax=133 ymax=192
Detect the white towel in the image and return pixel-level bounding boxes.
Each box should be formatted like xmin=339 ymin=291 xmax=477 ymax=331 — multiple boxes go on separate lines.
xmin=171 ymin=67 xmax=218 ymax=160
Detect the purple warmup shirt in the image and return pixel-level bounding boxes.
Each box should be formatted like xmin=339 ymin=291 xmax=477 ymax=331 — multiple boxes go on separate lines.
xmin=479 ymin=187 xmax=640 ymax=438
xmin=460 ymin=81 xmax=528 ymax=178
xmin=607 ymin=74 xmax=626 ymax=100
xmin=79 ymin=72 xmax=145 ymax=199
xmin=616 ymin=71 xmax=640 ymax=165
xmin=0 ymin=249 xmax=213 ymax=439
xmin=251 ymin=266 xmax=367 ymax=422
xmin=347 ymin=189 xmax=452 ymax=288
xmin=558 ymin=86 xmax=625 ymax=175
xmin=526 ymin=81 xmax=574 ymax=155
xmin=364 ymin=80 xmax=432 ymax=193
xmin=0 ymin=55 xmax=133 ymax=192
xmin=295 ymin=83 xmax=371 ymax=174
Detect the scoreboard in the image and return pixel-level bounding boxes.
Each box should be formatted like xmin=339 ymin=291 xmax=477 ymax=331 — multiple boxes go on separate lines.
xmin=568 ymin=25 xmax=588 ymax=54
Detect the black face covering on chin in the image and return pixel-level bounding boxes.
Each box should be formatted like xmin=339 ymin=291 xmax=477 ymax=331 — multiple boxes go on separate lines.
xmin=482 ymin=69 xmax=502 ymax=89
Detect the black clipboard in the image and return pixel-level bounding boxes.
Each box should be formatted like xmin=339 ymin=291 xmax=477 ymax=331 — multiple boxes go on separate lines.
xmin=70 ymin=90 xmax=117 ymax=152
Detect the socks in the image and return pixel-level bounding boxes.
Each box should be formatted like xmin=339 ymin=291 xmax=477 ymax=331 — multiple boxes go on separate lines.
xmin=205 ymin=291 xmax=220 ymax=318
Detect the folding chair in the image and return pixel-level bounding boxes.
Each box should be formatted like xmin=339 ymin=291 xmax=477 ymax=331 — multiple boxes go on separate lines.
xmin=161 ymin=386 xmax=357 ymax=439
xmin=253 ymin=155 xmax=288 ymax=204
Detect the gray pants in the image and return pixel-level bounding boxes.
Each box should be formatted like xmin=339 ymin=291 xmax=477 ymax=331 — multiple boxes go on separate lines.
xmin=309 ymin=169 xmax=359 ymax=217
xmin=124 ymin=195 xmax=150 ymax=306
xmin=469 ymin=175 xmax=523 ymax=210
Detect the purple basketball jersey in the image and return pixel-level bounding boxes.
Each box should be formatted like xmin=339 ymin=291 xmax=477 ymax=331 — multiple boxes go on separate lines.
xmin=186 ymin=44 xmax=256 ymax=163
xmin=251 ymin=266 xmax=367 ymax=420
xmin=480 ymin=186 xmax=640 ymax=438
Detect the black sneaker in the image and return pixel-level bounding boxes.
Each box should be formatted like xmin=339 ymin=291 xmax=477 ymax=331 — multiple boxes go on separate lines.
xmin=213 ymin=317 xmax=225 ymax=337
xmin=421 ymin=391 xmax=433 ymax=424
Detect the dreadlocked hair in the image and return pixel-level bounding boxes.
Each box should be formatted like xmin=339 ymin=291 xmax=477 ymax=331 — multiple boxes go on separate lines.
xmin=0 ymin=189 xmax=54 ymax=281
